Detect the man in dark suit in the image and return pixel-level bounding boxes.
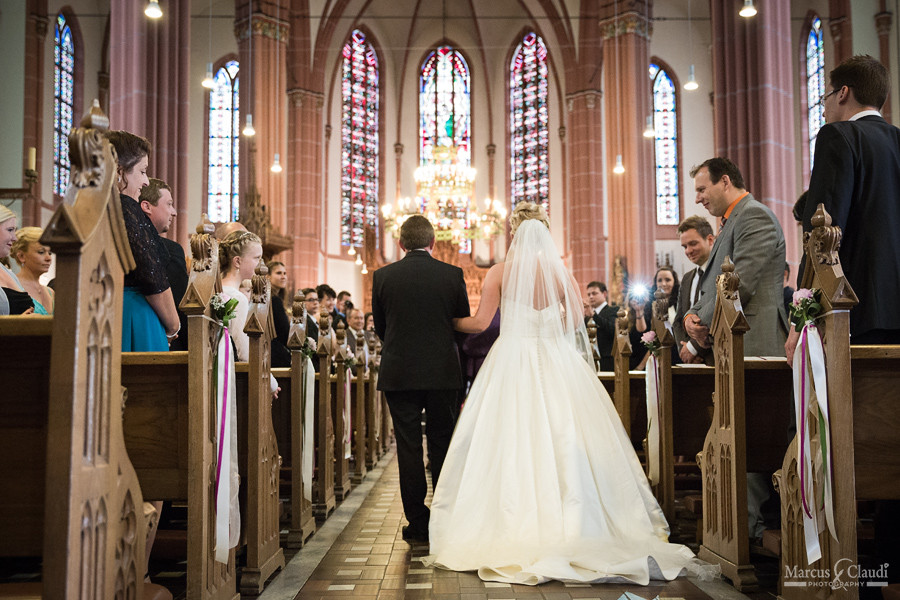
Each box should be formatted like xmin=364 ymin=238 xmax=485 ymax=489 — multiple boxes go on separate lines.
xmin=372 ymin=215 xmax=470 ymax=543
xmin=139 ymin=179 xmax=188 ymax=350
xmin=673 ymin=215 xmax=715 ymax=364
xmin=788 ymin=55 xmax=900 ymax=363
xmin=583 ymin=281 xmax=617 ymax=371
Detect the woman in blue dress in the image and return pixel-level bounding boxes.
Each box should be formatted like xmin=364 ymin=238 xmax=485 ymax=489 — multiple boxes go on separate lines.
xmin=104 ymin=130 xmax=180 ymax=351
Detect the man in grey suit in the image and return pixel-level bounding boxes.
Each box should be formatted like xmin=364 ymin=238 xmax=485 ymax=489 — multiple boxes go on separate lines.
xmin=684 ymin=158 xmax=788 ymax=356
xmin=684 ymin=157 xmax=789 ymax=541
xmin=672 ymin=215 xmax=715 ymax=364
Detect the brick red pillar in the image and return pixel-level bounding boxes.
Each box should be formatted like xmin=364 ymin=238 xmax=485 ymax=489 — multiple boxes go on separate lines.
xmin=286 ymin=88 xmax=324 ymax=288
xmin=710 ymin=1 xmax=798 ymax=271
xmin=600 ymin=7 xmax=655 ymax=281
xmin=144 ymin=1 xmax=191 ymax=245
xmin=23 ymin=1 xmax=48 ymax=226
xmin=237 ymin=4 xmax=288 ymax=233
xmin=829 ymin=0 xmax=853 ymax=65
xmin=109 ymin=1 xmax=148 ymax=135
xmin=566 ymin=91 xmax=606 ymax=286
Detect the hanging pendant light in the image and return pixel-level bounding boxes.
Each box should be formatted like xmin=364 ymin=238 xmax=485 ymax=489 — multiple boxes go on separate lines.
xmin=348 ymin=246 xmax=356 ymax=256
xmin=739 ymin=0 xmax=758 ymax=18
xmin=243 ymin=114 xmax=256 ymax=137
xmin=270 ymin=153 xmax=283 ymax=173
xmin=684 ymin=64 xmax=699 ymax=91
xmin=355 ymin=254 xmax=362 ymax=266
xmin=361 ymin=263 xmax=368 ymax=275
xmin=201 ymin=62 xmax=215 ymax=89
xmin=144 ymin=0 xmax=163 ymax=19
xmin=643 ymin=115 xmax=655 ymax=138
xmin=613 ymin=154 xmax=625 ymax=174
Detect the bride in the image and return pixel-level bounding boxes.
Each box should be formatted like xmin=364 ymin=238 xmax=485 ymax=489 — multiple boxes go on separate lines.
xmin=424 ymin=202 xmax=711 ymax=586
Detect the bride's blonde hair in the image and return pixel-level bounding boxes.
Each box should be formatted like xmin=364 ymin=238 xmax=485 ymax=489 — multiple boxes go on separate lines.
xmin=509 ymin=202 xmax=549 ymax=237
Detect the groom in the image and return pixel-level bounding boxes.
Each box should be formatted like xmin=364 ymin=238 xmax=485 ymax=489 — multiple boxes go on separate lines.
xmin=372 ymin=215 xmax=470 ymax=543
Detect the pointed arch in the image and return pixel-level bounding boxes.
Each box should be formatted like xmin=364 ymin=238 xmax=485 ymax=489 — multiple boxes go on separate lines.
xmin=649 ymin=58 xmax=682 ymax=227
xmin=419 ymin=45 xmax=472 ymax=166
xmin=205 ymin=56 xmax=240 ymax=223
xmin=508 ymin=30 xmax=550 ymax=214
xmin=340 ymin=27 xmax=381 ymax=249
xmin=53 ymin=8 xmax=84 ymax=200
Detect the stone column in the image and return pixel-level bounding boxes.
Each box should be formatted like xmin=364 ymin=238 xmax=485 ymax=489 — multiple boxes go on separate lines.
xmin=876 ymin=7 xmax=892 ymax=123
xmin=710 ymin=0 xmax=798 ymax=271
xmin=24 ymin=2 xmax=48 ymax=225
xmin=109 ymin=1 xmax=191 ymax=245
xmin=144 ymin=0 xmax=191 ymax=245
xmin=600 ymin=6 xmax=655 ymax=281
xmin=286 ymin=87 xmax=324 ymax=288
xmin=237 ymin=6 xmax=288 ymax=233
xmin=566 ymin=90 xmax=606 ymax=285
xmin=109 ymin=1 xmax=148 ymax=135
xmin=829 ymin=0 xmax=853 ymax=65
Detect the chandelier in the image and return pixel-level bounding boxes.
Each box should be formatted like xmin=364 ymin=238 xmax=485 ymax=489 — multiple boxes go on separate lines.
xmin=383 ymin=145 xmax=506 ymax=244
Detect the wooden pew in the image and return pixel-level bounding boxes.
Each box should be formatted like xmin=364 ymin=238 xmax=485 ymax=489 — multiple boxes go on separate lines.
xmin=612 ymin=308 xmax=634 ymax=438
xmin=331 ymin=322 xmax=353 ymax=500
xmin=272 ymin=297 xmax=316 ymax=549
xmin=349 ymin=329 xmax=369 ymax=484
xmin=775 ymin=205 xmax=900 ymax=599
xmin=375 ymin=338 xmax=393 ymax=455
xmin=693 ymin=257 xmax=793 ymax=591
xmin=0 ymin=106 xmax=150 ymax=598
xmin=123 ymin=219 xmax=239 ymax=600
xmin=238 ymin=264 xmax=285 ymax=594
xmin=364 ymin=334 xmax=382 ymax=468
xmin=312 ymin=312 xmax=337 ymax=521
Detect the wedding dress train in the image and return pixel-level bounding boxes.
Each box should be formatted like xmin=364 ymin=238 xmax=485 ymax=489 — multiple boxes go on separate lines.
xmin=424 ymin=220 xmax=711 ymax=586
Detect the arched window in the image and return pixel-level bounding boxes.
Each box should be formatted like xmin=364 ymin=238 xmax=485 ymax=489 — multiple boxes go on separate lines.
xmin=419 ymin=46 xmax=472 ymax=251
xmin=207 ymin=60 xmax=240 ymax=223
xmin=649 ymin=63 xmax=679 ymax=226
xmin=54 ymin=13 xmax=76 ymax=197
xmin=806 ymin=16 xmax=825 ymax=170
xmin=341 ymin=29 xmax=379 ymax=249
xmin=509 ymin=32 xmax=549 ymax=214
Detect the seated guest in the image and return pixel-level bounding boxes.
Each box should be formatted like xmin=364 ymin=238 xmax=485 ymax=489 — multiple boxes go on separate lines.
xmin=0 ymin=206 xmax=34 ymax=315
xmin=139 ymin=178 xmax=188 ymax=350
xmin=11 ymin=226 xmax=55 ymax=315
xmin=317 ymin=283 xmax=346 ymax=329
xmin=266 ymin=260 xmax=292 ymax=368
xmin=104 ymin=130 xmax=179 ymax=350
xmin=364 ymin=311 xmax=375 ymax=332
xmin=268 ymin=260 xmax=292 ymax=310
xmin=346 ymin=307 xmax=368 ymax=374
xmin=301 ymin=287 xmax=321 ymax=372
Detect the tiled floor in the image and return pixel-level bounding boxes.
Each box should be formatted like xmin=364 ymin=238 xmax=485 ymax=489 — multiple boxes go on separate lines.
xmin=270 ymin=452 xmax=747 ymax=600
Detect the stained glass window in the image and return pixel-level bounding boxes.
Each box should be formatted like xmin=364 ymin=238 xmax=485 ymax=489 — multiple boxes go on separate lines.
xmin=341 ymin=29 xmax=379 ymax=248
xmin=207 ymin=60 xmax=240 ymax=223
xmin=54 ymin=13 xmax=75 ymax=197
xmin=649 ymin=63 xmax=679 ymax=225
xmin=806 ymin=16 xmax=825 ymax=170
xmin=420 ymin=47 xmax=472 ymax=251
xmin=510 ymin=32 xmax=549 ymax=214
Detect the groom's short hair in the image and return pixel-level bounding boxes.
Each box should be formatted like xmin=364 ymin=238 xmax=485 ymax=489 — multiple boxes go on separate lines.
xmin=399 ymin=215 xmax=435 ymax=251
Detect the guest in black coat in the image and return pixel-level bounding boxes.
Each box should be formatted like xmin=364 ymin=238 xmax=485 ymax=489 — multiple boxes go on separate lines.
xmin=584 ymin=281 xmax=618 ymax=371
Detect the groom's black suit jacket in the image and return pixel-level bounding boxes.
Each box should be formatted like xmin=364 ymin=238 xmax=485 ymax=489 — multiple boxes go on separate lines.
xmin=372 ymin=250 xmax=470 ymax=391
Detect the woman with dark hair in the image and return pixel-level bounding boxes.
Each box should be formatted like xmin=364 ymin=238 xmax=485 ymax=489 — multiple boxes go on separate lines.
xmin=632 ymin=266 xmax=681 ymax=367
xmin=266 ymin=259 xmax=292 ymax=367
xmin=104 ymin=130 xmax=179 ymax=351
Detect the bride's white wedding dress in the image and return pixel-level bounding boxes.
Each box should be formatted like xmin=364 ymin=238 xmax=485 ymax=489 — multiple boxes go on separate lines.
xmin=424 ymin=220 xmax=709 ymax=586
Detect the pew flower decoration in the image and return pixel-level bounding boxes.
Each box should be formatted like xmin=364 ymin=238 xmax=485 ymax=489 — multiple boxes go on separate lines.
xmin=211 ymin=292 xmax=239 ymax=328
xmin=342 ymin=354 xmax=358 ymax=371
xmin=641 ymin=330 xmax=661 ymax=357
xmin=299 ymin=337 xmax=316 ymax=362
xmin=789 ymin=288 xmax=822 ymax=332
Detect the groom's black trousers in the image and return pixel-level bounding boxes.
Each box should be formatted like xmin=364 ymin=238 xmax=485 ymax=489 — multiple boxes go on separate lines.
xmin=384 ymin=389 xmax=459 ymax=532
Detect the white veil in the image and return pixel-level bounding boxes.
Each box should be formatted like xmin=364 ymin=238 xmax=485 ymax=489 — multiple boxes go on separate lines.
xmin=500 ymin=219 xmax=592 ymax=364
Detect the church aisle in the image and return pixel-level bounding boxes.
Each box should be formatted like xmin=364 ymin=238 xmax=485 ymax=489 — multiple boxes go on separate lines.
xmin=260 ymin=451 xmax=747 ymax=600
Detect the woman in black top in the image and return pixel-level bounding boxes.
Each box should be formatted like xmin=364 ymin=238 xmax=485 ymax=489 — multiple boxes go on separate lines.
xmin=104 ymin=131 xmax=179 ymax=350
